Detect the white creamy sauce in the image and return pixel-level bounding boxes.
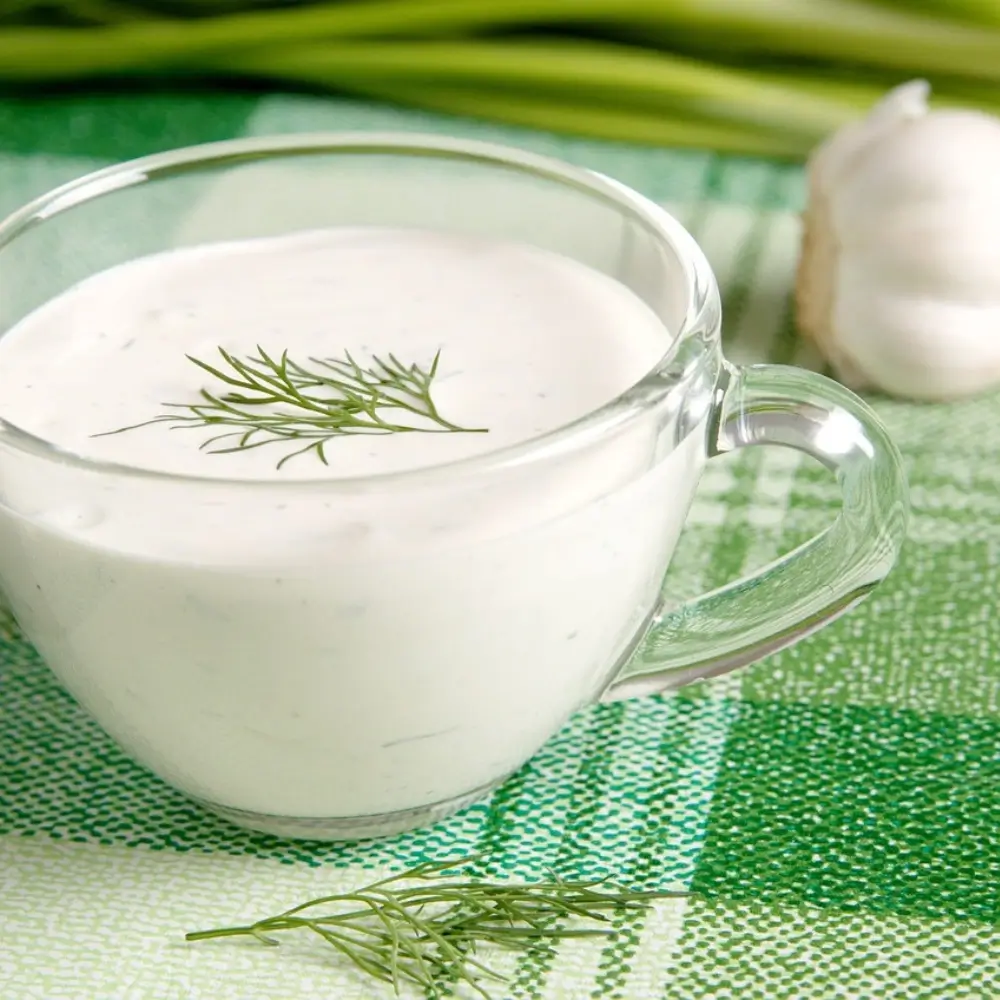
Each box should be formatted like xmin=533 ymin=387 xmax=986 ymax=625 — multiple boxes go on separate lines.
xmin=0 ymin=228 xmax=705 ymax=827
xmin=0 ymin=227 xmax=666 ymax=479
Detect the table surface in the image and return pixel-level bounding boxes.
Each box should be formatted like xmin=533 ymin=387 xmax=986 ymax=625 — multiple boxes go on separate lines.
xmin=0 ymin=89 xmax=996 ymax=1000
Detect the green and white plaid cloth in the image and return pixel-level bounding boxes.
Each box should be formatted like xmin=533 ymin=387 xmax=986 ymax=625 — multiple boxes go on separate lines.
xmin=0 ymin=91 xmax=997 ymax=1000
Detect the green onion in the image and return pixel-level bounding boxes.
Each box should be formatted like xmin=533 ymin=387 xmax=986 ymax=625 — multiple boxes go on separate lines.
xmin=891 ymin=0 xmax=1000 ymax=26
xmin=353 ymin=81 xmax=817 ymax=158
xmin=4 ymin=0 xmax=1000 ymax=158
xmin=216 ymin=39 xmax=871 ymax=134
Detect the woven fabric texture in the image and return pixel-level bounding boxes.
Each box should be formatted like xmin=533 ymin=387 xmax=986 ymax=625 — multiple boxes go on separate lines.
xmin=0 ymin=91 xmax=996 ymax=1000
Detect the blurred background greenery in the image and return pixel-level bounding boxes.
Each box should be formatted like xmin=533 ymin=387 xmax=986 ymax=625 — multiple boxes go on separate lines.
xmin=3 ymin=0 xmax=1000 ymax=158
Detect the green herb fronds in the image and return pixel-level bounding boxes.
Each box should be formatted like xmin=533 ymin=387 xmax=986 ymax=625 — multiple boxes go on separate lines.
xmin=97 ymin=346 xmax=487 ymax=470
xmin=185 ymin=856 xmax=687 ymax=998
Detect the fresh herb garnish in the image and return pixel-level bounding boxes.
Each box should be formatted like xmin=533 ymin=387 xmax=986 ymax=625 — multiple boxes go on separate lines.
xmin=98 ymin=347 xmax=487 ymax=469
xmin=185 ymin=857 xmax=686 ymax=998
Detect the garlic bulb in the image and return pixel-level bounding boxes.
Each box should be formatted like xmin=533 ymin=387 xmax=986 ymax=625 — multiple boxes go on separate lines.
xmin=796 ymin=80 xmax=1000 ymax=401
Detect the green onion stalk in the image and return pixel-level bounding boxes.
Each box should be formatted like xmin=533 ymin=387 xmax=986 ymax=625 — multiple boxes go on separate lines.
xmin=4 ymin=0 xmax=1000 ymax=157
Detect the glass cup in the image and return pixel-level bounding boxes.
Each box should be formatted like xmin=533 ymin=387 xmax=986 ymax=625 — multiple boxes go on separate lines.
xmin=0 ymin=135 xmax=908 ymax=840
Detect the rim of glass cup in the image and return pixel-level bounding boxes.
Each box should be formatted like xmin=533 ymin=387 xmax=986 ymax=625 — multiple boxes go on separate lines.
xmin=0 ymin=132 xmax=720 ymax=489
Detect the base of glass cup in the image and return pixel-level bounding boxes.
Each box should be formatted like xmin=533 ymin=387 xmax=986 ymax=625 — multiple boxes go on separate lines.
xmin=195 ymin=779 xmax=500 ymax=841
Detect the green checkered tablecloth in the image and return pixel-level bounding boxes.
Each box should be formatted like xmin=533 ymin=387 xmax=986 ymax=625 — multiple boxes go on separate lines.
xmin=1 ymin=90 xmax=997 ymax=1000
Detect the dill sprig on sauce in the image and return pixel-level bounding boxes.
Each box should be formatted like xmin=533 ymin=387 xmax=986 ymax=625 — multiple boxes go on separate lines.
xmin=97 ymin=346 xmax=487 ymax=469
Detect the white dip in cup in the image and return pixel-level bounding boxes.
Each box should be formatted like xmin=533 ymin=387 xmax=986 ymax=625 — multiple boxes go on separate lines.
xmin=0 ymin=135 xmax=908 ymax=839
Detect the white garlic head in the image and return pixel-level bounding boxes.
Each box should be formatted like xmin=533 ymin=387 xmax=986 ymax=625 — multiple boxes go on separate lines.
xmin=796 ymin=80 xmax=1000 ymax=401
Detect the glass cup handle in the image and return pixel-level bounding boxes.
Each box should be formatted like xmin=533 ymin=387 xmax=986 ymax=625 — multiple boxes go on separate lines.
xmin=603 ymin=362 xmax=909 ymax=702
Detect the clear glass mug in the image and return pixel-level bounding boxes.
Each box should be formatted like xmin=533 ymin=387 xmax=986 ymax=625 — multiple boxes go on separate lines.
xmin=0 ymin=135 xmax=907 ymax=840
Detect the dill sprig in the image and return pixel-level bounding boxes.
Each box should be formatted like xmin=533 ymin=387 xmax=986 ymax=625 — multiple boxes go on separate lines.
xmin=185 ymin=857 xmax=687 ymax=998
xmin=97 ymin=346 xmax=487 ymax=469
